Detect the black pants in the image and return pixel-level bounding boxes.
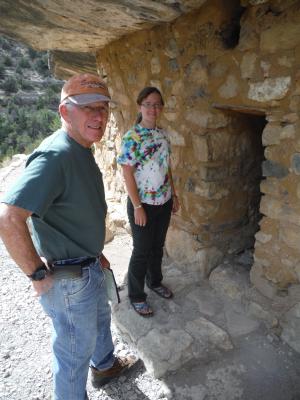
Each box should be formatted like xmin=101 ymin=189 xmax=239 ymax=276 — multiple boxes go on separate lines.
xmin=127 ymin=197 xmax=173 ymax=302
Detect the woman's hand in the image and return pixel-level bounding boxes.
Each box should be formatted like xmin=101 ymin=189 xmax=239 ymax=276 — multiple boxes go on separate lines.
xmin=172 ymin=196 xmax=180 ymax=213
xmin=134 ymin=206 xmax=147 ymax=227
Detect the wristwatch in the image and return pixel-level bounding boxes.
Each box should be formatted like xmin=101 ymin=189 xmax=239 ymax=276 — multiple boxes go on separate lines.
xmin=27 ymin=264 xmax=48 ymax=281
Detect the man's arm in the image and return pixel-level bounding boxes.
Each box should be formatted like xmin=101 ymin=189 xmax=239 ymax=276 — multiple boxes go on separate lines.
xmin=0 ymin=203 xmax=40 ymax=273
xmin=0 ymin=203 xmax=52 ymax=294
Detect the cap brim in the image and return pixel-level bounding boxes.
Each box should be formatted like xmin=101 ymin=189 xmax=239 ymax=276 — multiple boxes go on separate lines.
xmin=67 ymin=93 xmax=112 ymax=105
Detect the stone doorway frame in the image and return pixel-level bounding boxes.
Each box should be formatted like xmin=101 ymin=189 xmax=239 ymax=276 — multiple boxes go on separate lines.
xmin=212 ymin=102 xmax=268 ymax=270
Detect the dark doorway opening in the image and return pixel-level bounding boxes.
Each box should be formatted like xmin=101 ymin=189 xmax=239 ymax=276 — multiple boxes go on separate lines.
xmin=213 ymin=104 xmax=267 ymax=261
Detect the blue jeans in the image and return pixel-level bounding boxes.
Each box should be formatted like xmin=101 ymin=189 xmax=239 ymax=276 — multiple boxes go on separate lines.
xmin=40 ymin=259 xmax=114 ymax=400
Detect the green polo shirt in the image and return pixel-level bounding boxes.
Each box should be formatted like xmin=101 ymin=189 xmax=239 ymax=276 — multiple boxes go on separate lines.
xmin=2 ymin=129 xmax=107 ymax=261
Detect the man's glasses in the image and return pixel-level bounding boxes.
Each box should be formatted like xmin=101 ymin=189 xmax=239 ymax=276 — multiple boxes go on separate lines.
xmin=65 ymin=102 xmax=109 ymax=115
xmin=141 ymin=103 xmax=163 ymax=110
xmin=77 ymin=105 xmax=109 ymax=115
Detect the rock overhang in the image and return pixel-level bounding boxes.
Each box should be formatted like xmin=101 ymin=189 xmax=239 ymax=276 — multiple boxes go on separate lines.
xmin=0 ymin=0 xmax=208 ymax=78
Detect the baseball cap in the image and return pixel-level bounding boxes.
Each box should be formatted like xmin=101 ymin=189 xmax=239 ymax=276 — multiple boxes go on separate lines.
xmin=60 ymin=73 xmax=112 ymax=105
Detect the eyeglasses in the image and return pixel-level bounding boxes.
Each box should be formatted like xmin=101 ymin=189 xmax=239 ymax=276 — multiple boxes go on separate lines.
xmin=141 ymin=103 xmax=163 ymax=110
xmin=77 ymin=105 xmax=109 ymax=116
xmin=65 ymin=102 xmax=109 ymax=115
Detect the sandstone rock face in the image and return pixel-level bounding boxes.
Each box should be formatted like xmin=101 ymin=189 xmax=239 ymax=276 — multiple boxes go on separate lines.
xmin=248 ymin=77 xmax=291 ymax=102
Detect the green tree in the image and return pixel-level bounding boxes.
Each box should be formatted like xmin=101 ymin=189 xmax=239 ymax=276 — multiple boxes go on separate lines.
xmin=15 ymin=133 xmax=32 ymax=153
xmin=20 ymin=78 xmax=34 ymax=91
xmin=0 ymin=115 xmax=13 ymax=140
xmin=28 ymin=47 xmax=38 ymax=60
xmin=0 ymin=36 xmax=63 ymax=165
xmin=34 ymin=54 xmax=50 ymax=76
xmin=17 ymin=56 xmax=31 ymax=69
xmin=0 ymin=63 xmax=5 ymax=79
xmin=2 ymin=76 xmax=18 ymax=93
xmin=3 ymin=55 xmax=13 ymax=67
xmin=15 ymin=108 xmax=28 ymax=133
xmin=1 ymin=38 xmax=12 ymax=50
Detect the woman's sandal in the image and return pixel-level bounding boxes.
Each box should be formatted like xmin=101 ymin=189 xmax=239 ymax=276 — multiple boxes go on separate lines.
xmin=150 ymin=284 xmax=173 ymax=299
xmin=131 ymin=301 xmax=154 ymax=317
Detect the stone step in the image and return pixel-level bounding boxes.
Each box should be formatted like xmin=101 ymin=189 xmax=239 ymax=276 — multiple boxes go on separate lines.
xmin=112 ymin=261 xmax=266 ymax=378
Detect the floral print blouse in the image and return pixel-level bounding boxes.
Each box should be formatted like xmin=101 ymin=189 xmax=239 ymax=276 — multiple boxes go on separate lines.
xmin=117 ymin=124 xmax=172 ymax=205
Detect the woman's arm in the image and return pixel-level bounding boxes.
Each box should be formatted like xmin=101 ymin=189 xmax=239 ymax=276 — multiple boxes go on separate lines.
xmin=168 ymin=167 xmax=180 ymax=213
xmin=121 ymin=165 xmax=147 ymax=226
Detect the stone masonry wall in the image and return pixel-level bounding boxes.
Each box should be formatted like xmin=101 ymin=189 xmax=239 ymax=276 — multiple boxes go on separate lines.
xmin=95 ymin=0 xmax=300 ymax=299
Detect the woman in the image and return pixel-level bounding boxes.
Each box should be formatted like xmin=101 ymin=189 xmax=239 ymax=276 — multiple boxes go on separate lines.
xmin=117 ymin=86 xmax=180 ymax=317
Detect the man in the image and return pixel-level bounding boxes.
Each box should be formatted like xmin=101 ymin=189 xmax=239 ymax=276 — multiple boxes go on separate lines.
xmin=0 ymin=73 xmax=134 ymax=400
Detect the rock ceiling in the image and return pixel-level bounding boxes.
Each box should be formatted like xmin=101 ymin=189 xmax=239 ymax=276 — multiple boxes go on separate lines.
xmin=0 ymin=0 xmax=209 ymax=52
xmin=0 ymin=0 xmax=207 ymax=77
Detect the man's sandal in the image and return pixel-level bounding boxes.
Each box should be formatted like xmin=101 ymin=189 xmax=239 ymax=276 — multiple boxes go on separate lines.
xmin=131 ymin=301 xmax=153 ymax=317
xmin=149 ymin=284 xmax=173 ymax=299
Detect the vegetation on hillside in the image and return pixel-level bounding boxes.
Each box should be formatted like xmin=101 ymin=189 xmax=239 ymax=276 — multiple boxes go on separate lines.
xmin=0 ymin=36 xmax=62 ymax=165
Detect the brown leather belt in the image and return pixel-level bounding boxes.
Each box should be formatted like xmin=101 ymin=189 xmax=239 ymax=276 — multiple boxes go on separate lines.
xmin=50 ymin=257 xmax=97 ymax=279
